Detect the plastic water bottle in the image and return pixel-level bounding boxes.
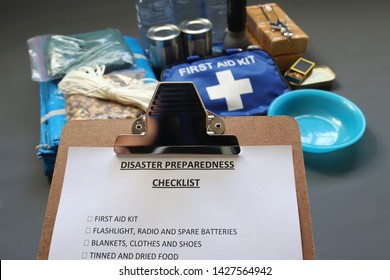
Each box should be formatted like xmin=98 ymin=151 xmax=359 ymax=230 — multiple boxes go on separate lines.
xmin=203 ymin=0 xmax=227 ymax=45
xmin=174 ymin=0 xmax=203 ymax=24
xmin=135 ymin=0 xmax=175 ymax=57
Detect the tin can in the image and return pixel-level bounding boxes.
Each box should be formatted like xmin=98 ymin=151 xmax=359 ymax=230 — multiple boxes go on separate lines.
xmin=179 ymin=18 xmax=212 ymax=57
xmin=147 ymin=24 xmax=183 ymax=75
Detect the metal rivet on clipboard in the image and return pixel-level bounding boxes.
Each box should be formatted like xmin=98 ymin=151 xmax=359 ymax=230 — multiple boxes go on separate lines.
xmin=259 ymin=4 xmax=293 ymax=39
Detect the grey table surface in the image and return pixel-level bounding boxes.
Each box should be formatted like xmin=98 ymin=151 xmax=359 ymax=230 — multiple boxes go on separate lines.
xmin=1 ymin=0 xmax=389 ymax=259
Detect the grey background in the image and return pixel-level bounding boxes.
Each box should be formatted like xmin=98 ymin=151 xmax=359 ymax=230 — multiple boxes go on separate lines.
xmin=0 ymin=0 xmax=389 ymax=259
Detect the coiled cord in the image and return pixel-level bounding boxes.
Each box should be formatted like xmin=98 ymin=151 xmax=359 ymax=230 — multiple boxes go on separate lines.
xmin=58 ymin=65 xmax=158 ymax=111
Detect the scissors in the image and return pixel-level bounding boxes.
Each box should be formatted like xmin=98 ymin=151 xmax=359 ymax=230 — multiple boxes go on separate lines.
xmin=259 ymin=4 xmax=293 ymax=39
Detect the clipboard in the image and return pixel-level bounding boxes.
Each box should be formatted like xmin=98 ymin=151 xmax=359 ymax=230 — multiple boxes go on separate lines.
xmin=38 ymin=82 xmax=315 ymax=260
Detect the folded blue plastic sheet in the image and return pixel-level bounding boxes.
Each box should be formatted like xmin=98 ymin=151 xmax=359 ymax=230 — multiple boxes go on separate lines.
xmin=36 ymin=79 xmax=66 ymax=177
xmin=36 ymin=36 xmax=156 ymax=177
xmin=123 ymin=36 xmax=156 ymax=80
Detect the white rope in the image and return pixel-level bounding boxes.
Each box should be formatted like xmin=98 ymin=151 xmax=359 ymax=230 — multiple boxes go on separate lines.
xmin=58 ymin=65 xmax=158 ymax=111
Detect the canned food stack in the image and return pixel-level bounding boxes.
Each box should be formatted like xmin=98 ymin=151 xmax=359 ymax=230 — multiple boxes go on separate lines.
xmin=135 ymin=0 xmax=226 ymax=75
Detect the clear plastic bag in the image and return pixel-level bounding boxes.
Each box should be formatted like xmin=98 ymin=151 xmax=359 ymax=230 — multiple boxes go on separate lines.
xmin=65 ymin=94 xmax=144 ymax=121
xmin=27 ymin=28 xmax=134 ymax=82
xmin=64 ymin=69 xmax=148 ymax=121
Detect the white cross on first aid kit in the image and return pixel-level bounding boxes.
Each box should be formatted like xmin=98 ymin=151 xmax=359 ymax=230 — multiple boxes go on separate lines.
xmin=206 ymin=70 xmax=254 ymax=111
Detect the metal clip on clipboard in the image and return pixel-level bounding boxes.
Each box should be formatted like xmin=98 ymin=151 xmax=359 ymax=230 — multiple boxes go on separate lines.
xmin=114 ymin=82 xmax=241 ymax=155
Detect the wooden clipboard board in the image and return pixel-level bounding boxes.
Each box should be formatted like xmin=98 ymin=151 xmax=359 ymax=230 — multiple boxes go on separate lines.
xmin=38 ymin=116 xmax=315 ymax=260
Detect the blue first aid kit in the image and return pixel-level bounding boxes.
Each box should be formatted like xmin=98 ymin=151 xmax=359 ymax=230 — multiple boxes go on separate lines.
xmin=161 ymin=49 xmax=290 ymax=116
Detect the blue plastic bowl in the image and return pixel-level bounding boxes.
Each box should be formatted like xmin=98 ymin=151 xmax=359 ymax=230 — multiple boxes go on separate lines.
xmin=268 ymin=89 xmax=366 ymax=153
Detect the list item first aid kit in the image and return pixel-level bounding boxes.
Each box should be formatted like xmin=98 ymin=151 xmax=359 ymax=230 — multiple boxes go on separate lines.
xmin=161 ymin=49 xmax=290 ymax=116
